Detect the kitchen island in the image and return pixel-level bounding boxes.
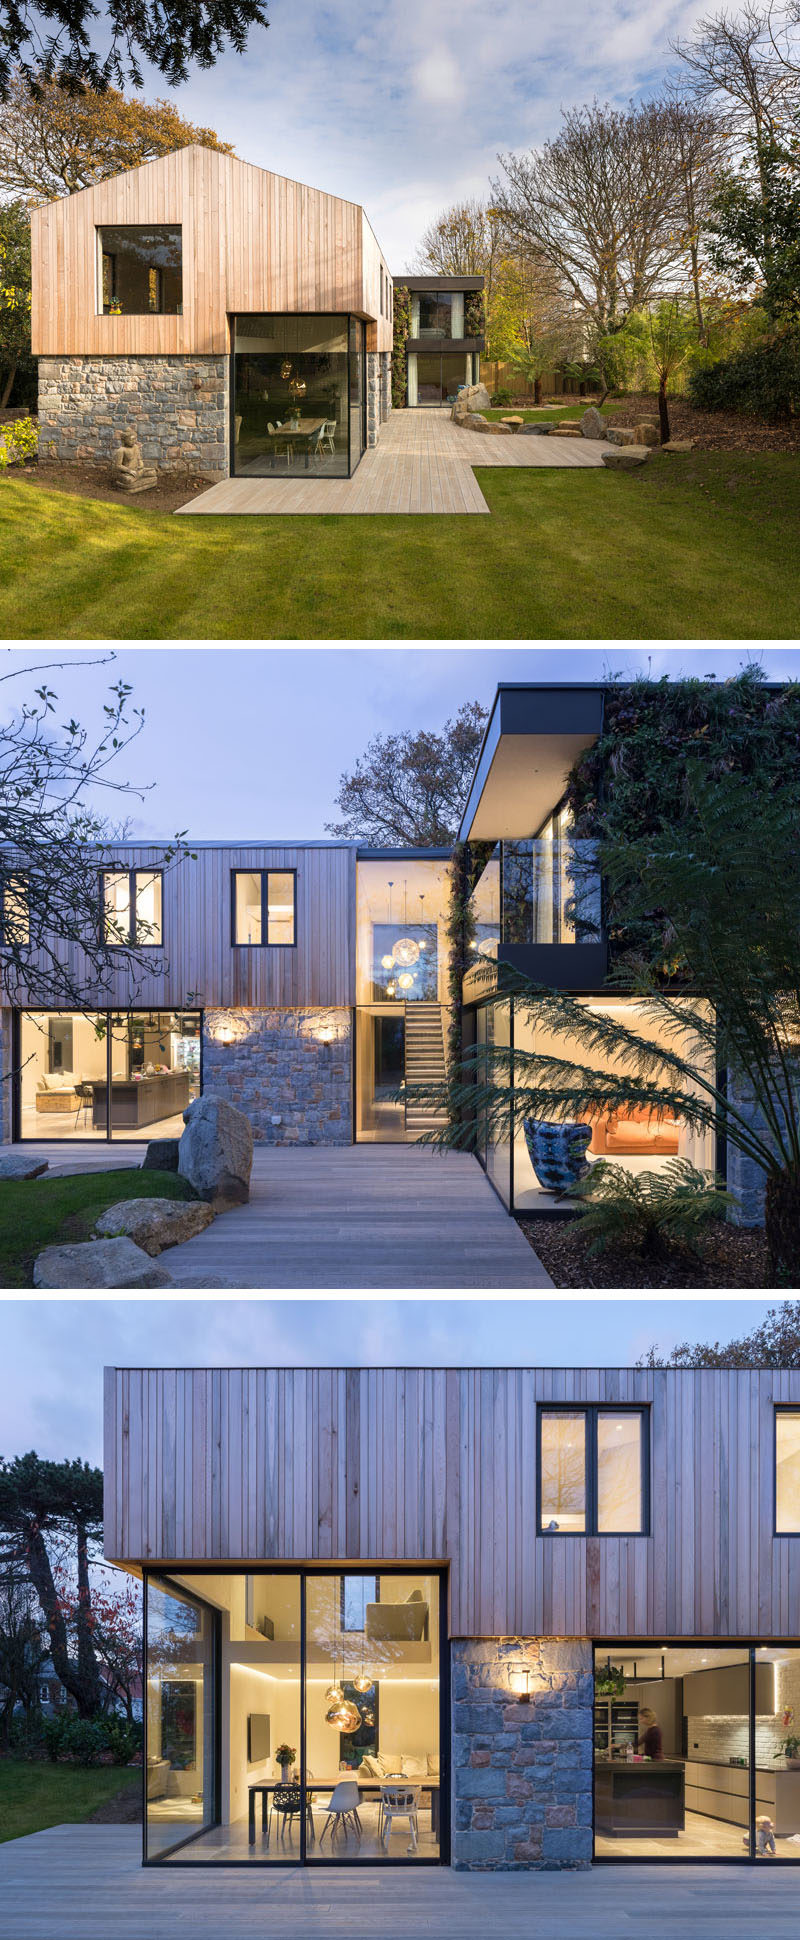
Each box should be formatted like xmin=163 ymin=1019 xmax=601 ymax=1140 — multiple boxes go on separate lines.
xmin=595 ymin=1760 xmax=685 ymax=1837
xmin=90 ymin=1071 xmax=192 ymax=1130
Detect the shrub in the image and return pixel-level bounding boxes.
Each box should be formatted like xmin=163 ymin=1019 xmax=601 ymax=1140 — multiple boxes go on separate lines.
xmin=565 ymin=1158 xmax=735 ymax=1258
xmin=0 ymin=414 xmax=38 ymax=468
xmin=42 ymin=1713 xmax=108 ymax=1766
xmin=103 ymin=1716 xmax=143 ymax=1765
xmin=490 ymin=388 xmax=512 ymax=406
xmin=689 ymin=329 xmax=800 ymax=421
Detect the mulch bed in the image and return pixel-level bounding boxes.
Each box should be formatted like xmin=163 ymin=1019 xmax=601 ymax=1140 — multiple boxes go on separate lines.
xmin=9 ymin=459 xmax=212 ymax=511
xmin=88 ymin=1785 xmax=143 ymax=1824
xmin=519 ymin=1216 xmax=773 ymax=1289
xmin=605 ymin=392 xmax=800 ymax=455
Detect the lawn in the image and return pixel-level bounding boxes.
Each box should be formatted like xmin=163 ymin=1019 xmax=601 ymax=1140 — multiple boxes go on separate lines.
xmin=1 ymin=452 xmax=799 ymax=638
xmin=0 ymin=1758 xmax=139 ymax=1844
xmin=0 ymin=1167 xmax=195 ymax=1287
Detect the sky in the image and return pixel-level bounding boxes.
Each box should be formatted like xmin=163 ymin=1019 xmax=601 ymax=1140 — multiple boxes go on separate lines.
xmin=121 ymin=0 xmax=718 ymax=264
xmin=0 ymin=1295 xmax=779 ymax=1467
xmin=4 ymin=644 xmax=799 ymax=843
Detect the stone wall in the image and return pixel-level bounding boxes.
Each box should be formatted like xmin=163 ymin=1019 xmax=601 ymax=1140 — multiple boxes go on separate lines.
xmin=452 ymin=1637 xmax=593 ymax=1870
xmin=38 ymin=355 xmax=229 ymax=476
xmin=725 ymin=1070 xmax=771 ymax=1226
xmin=366 ymin=350 xmax=381 ymax=447
xmin=202 ymin=1008 xmax=352 ymax=1144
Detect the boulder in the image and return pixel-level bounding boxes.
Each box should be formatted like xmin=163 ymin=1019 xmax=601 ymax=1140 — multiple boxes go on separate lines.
xmin=633 ymin=421 xmax=660 ymax=446
xmin=580 ymin=407 xmax=607 ymax=441
xmin=523 ymin=424 xmax=552 ymax=436
xmin=606 ymin=426 xmax=636 ymax=446
xmin=141 ymin=1138 xmax=180 ymax=1173
xmin=662 ymin=438 xmax=696 ymax=452
xmin=0 ymin=1155 xmax=49 ymax=1180
xmin=601 ymin=447 xmax=650 ymax=468
xmin=549 ymin=423 xmax=583 ymax=437
xmin=458 ymin=381 xmax=492 ymax=412
xmin=501 ymin=415 xmax=524 ymax=432
xmin=178 ymin=1094 xmax=253 ymax=1209
xmin=33 ymin=1237 xmax=172 ymax=1289
xmin=458 ymin=411 xmax=512 ymax=434
xmin=95 ymin=1197 xmax=216 ymax=1256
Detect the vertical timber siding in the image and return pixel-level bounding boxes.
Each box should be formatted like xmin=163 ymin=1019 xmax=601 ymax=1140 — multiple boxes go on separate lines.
xmin=103 ymin=1366 xmax=800 ymax=1639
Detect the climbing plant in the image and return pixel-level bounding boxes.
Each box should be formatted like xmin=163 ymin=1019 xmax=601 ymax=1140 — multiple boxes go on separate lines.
xmin=391 ymin=285 xmax=411 ymax=408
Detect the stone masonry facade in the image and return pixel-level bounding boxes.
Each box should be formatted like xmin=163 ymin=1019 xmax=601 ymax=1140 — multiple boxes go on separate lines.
xmin=452 ymin=1637 xmax=593 ymax=1870
xmin=202 ymin=1008 xmax=352 ymax=1144
xmin=38 ymin=354 xmax=229 ymax=475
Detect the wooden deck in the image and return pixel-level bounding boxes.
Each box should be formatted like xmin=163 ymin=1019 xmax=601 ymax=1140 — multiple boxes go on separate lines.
xmin=177 ymin=407 xmax=606 ymax=516
xmin=2 ymin=1827 xmax=798 ymax=1939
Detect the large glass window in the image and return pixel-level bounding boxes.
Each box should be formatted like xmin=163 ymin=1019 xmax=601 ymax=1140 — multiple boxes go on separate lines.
xmin=539 ymin=1407 xmax=647 ymax=1535
xmin=776 ymin=1412 xmax=800 ymax=1532
xmin=18 ymin=1009 xmax=200 ymax=1140
xmin=0 ymin=871 xmax=28 ymax=945
xmin=355 ymin=857 xmax=452 ymax=1145
xmin=102 ymin=869 xmax=162 ymax=947
xmin=145 ymin=1577 xmax=217 ymax=1859
xmin=98 ymin=226 xmax=182 ymax=315
xmin=146 ymin=1570 xmax=443 ymax=1866
xmin=232 ymin=870 xmax=296 ymax=946
xmin=409 ymin=349 xmax=472 ymax=405
xmin=232 ymin=316 xmax=361 ymax=478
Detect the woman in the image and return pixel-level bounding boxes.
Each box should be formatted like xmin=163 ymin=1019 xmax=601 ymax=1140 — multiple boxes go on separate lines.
xmin=637 ymin=1706 xmax=663 ymax=1760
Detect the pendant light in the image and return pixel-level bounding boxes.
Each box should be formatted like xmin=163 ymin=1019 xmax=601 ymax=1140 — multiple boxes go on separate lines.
xmin=352 ymin=1620 xmax=374 ymax=1696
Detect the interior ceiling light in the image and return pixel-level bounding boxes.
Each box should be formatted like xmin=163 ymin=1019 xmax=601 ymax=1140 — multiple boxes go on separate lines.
xmin=325 ymin=1698 xmax=360 ymax=1732
xmin=381 ymin=954 xmax=394 ymax=970
xmin=325 ymin=1681 xmax=343 ymax=1703
xmin=392 ymin=936 xmax=420 ymax=967
xmin=352 ymin=1673 xmax=374 ymax=1694
xmin=398 ymin=972 xmax=414 ymax=991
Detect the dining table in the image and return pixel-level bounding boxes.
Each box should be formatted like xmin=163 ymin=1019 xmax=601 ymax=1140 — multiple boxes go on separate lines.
xmin=271 ymin=418 xmax=326 ymax=469
xmin=248 ymin=1773 xmax=440 ymax=1845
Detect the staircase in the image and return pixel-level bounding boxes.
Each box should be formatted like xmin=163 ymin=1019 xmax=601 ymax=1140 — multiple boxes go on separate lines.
xmin=403 ymin=1003 xmax=450 ymax=1136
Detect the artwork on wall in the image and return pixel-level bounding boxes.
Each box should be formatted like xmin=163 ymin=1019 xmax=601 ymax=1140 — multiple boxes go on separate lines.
xmin=161 ymin=1679 xmax=197 ymax=1769
xmin=339 ymin=1681 xmax=379 ymax=1767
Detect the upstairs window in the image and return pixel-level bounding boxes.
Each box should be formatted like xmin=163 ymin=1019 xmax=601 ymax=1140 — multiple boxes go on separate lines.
xmin=98 ymin=225 xmax=182 ymax=315
xmin=538 ymin=1405 xmax=649 ymax=1536
xmin=102 ymin=869 xmax=163 ymax=947
xmin=232 ymin=869 xmax=296 ymax=946
xmin=0 ymin=872 xmax=28 ymax=945
xmin=776 ymin=1410 xmax=800 ymax=1532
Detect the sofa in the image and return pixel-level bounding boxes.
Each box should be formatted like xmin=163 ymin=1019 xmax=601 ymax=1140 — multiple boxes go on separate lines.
xmin=590 ymin=1106 xmax=680 ymax=1156
xmin=365 ymin=1590 xmax=428 ymax=1643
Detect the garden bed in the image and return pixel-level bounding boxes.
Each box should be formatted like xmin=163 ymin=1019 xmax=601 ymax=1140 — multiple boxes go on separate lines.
xmin=519 ymin=1215 xmax=772 ymax=1289
xmin=11 ymin=459 xmax=212 ymax=511
xmin=604 ymin=391 xmax=800 ymax=453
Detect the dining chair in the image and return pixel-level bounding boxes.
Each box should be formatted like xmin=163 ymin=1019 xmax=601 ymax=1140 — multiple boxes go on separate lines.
xmin=318 ymin=1779 xmax=362 ymax=1845
xmin=269 ymin=1783 xmax=312 ymax=1846
xmin=268 ymin=422 xmax=293 ymax=469
xmin=322 ymin=419 xmax=337 ymax=455
xmin=380 ymin=1781 xmax=419 ymax=1854
xmin=74 ymin=1081 xmax=94 ymax=1129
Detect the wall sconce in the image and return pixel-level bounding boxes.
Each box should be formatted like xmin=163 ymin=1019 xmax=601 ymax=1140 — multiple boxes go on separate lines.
xmin=510 ymin=1666 xmax=531 ymax=1702
xmin=215 ymin=1026 xmax=235 ymax=1045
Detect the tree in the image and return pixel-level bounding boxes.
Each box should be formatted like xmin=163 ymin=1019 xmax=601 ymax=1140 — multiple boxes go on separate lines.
xmin=493 ymin=98 xmax=695 ymax=330
xmin=413 ymin=199 xmax=503 ymax=307
xmin=420 ymin=758 xmax=800 ymax=1281
xmin=52 ymin=1564 xmax=142 ymax=1721
xmin=0 ymin=1455 xmax=104 ymax=1718
xmin=487 ymin=253 xmax=580 ymax=403
xmin=661 ymin=91 xmax=726 ymax=342
xmin=707 ymin=120 xmax=800 ymax=317
xmin=0 ymin=2 xmax=268 ymax=99
xmin=0 ymin=655 xmax=192 ymax=1018
xmin=640 ymin=1299 xmax=800 ymax=1366
xmin=325 ymin=702 xmax=488 ymax=846
xmin=645 ymin=298 xmax=697 ymax=440
xmin=0 ymin=1577 xmax=46 ymax=1748
xmin=0 ymin=73 xmax=234 ymax=202
xmin=0 ymin=199 xmax=31 ymax=409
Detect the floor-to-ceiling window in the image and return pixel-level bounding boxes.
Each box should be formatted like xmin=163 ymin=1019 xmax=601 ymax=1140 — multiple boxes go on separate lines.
xmin=354 ymin=855 xmax=452 ymax=1142
xmin=594 ymin=1643 xmax=800 ymax=1861
xmin=232 ymin=316 xmax=365 ymax=478
xmin=17 ymin=1009 xmax=201 ymax=1140
xmin=144 ymin=1568 xmax=445 ymax=1866
xmin=407 ymin=349 xmax=475 ymax=405
xmin=145 ymin=1577 xmax=218 ymax=1860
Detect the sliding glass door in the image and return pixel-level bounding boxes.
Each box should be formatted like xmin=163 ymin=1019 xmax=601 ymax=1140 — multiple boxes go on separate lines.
xmin=145 ymin=1577 xmax=218 ymax=1859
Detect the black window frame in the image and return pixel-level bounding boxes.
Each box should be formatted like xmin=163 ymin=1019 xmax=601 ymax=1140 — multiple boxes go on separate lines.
xmin=774 ymin=1405 xmax=800 ymax=1535
xmin=100 ymin=867 xmax=164 ymax=949
xmin=97 ymin=223 xmax=183 ymax=316
xmin=230 ymin=868 xmax=297 ymax=948
xmin=537 ymin=1403 xmax=650 ymax=1538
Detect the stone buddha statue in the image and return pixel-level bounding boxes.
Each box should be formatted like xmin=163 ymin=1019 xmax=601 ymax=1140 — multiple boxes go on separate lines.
xmin=112 ymin=427 xmax=157 ymax=494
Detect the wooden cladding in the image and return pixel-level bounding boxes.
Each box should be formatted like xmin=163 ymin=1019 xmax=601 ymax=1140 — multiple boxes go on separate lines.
xmin=103 ymin=1365 xmax=800 ymax=1640
xmin=31 ymin=147 xmax=393 ymax=357
xmin=12 ymin=845 xmax=355 ymax=1010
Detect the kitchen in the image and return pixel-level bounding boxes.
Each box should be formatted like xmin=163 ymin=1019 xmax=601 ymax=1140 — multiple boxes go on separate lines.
xmin=594 ymin=1645 xmax=800 ymax=1857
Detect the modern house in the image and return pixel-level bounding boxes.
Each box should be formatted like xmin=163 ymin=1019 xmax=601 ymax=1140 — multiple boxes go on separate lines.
xmin=30 ymin=146 xmax=394 ymax=480
xmin=104 ymin=1361 xmax=800 ymax=1869
xmin=0 ymin=677 xmax=782 ymax=1224
xmin=392 ymin=275 xmax=485 ymax=406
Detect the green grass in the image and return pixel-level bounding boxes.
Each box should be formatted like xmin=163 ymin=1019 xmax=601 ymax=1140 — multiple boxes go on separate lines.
xmin=0 ymin=1167 xmax=195 ymax=1287
xmin=482 ymin=402 xmax=616 ymax=422
xmin=0 ymin=1758 xmax=139 ymax=1844
xmin=2 ymin=452 xmax=799 ymax=637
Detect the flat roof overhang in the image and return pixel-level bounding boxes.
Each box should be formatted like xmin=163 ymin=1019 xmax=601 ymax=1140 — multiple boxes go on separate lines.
xmin=458 ymin=685 xmax=605 ymax=842
xmin=393 ymin=275 xmax=484 ymax=292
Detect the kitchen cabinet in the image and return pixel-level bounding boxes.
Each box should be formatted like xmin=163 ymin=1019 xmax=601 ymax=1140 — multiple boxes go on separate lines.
xmin=683 ymin=1760 xmax=800 ymax=1836
xmin=682 ymin=1662 xmax=775 ymax=1716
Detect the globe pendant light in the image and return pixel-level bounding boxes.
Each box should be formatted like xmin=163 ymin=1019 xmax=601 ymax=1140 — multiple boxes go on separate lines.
xmin=392 ymin=936 xmax=420 ymax=968
xmin=325 ymin=1679 xmax=344 ymax=1703
xmin=353 ymin=1672 xmax=373 ymax=1694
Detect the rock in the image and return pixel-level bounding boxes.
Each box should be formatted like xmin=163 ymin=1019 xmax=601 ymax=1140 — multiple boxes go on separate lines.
xmin=457 ymin=411 xmax=512 ymax=434
xmin=460 ymin=381 xmax=492 ymax=412
xmin=163 ymin=1273 xmax=240 ymax=1289
xmin=94 ymin=1197 xmax=216 ymax=1256
xmin=601 ymin=447 xmax=650 ymax=468
xmin=33 ymin=1237 xmax=172 ymax=1288
xmin=178 ymin=1094 xmax=253 ymax=1209
xmin=662 ymin=438 xmax=696 ymax=452
xmin=522 ymin=424 xmax=551 ymax=435
xmin=141 ymin=1138 xmax=180 ymax=1172
xmin=633 ymin=422 xmax=660 ymax=446
xmin=580 ymin=407 xmax=607 ymax=441
xmin=0 ymin=1155 xmax=49 ymax=1180
xmin=606 ymin=426 xmax=636 ymax=446
xmin=501 ymin=416 xmax=524 ymax=432
xmin=549 ymin=423 xmax=583 ymax=437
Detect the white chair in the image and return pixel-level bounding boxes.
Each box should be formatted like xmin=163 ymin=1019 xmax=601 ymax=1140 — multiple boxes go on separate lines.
xmin=380 ymin=1781 xmax=419 ymax=1853
xmin=322 ymin=419 xmax=337 ymax=454
xmin=318 ymin=1778 xmax=362 ymax=1845
xmin=268 ymin=421 xmax=293 ymax=468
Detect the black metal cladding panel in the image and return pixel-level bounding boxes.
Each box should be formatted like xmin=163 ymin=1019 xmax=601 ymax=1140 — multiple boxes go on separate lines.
xmin=497 ymin=687 xmax=605 ymax=739
xmin=498 ymin=943 xmax=609 ymax=990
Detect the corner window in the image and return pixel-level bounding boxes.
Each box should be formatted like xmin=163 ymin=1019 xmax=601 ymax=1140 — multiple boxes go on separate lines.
xmin=0 ymin=871 xmax=28 ymax=945
xmin=98 ymin=225 xmax=182 ymax=316
xmin=102 ymin=869 xmax=163 ymax=947
xmin=538 ymin=1406 xmax=648 ymax=1535
xmin=231 ymin=869 xmax=296 ymax=946
xmin=775 ymin=1410 xmax=800 ymax=1532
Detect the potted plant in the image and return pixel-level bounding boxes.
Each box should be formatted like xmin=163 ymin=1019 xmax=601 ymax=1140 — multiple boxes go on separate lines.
xmin=275 ymin=1742 xmax=296 ymax=1782
xmin=774 ymin=1735 xmax=800 ymax=1769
